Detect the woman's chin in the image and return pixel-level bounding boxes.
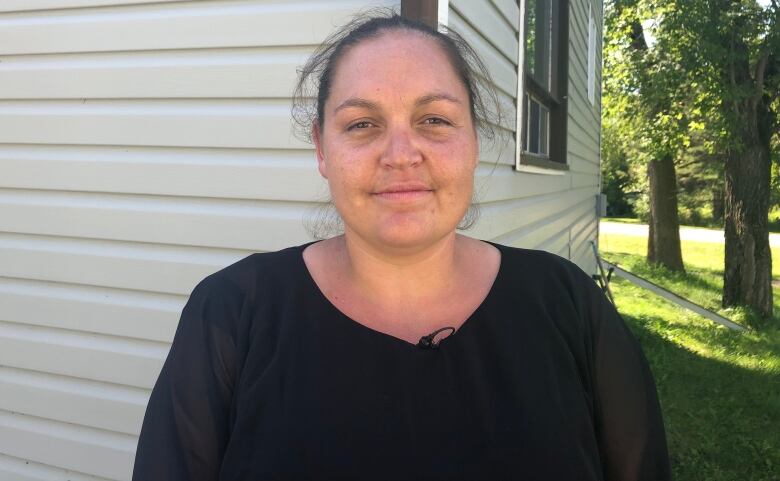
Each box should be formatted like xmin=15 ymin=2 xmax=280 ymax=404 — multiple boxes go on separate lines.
xmin=342 ymin=208 xmax=466 ymax=252
xmin=368 ymin=222 xmax=455 ymax=252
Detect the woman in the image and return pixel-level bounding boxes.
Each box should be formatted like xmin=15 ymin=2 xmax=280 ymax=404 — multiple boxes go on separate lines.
xmin=132 ymin=12 xmax=671 ymax=481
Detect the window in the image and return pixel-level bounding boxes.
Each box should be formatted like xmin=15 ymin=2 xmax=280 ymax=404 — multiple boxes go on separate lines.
xmin=516 ymin=0 xmax=569 ymax=171
xmin=587 ymin=3 xmax=596 ymax=105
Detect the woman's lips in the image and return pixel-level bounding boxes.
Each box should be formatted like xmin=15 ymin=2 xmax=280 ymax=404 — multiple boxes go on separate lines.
xmin=372 ymin=184 xmax=434 ymax=202
xmin=374 ymin=190 xmax=433 ymax=201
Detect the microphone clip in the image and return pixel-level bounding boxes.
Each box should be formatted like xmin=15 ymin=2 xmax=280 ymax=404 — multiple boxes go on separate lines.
xmin=417 ymin=326 xmax=456 ymax=350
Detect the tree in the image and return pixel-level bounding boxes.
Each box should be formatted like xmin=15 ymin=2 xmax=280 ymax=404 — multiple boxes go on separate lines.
xmin=673 ymin=0 xmax=779 ymax=320
xmin=604 ymin=0 xmax=687 ymax=272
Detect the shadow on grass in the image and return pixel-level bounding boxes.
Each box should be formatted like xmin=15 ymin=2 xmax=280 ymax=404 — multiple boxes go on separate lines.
xmin=620 ymin=313 xmax=780 ymax=481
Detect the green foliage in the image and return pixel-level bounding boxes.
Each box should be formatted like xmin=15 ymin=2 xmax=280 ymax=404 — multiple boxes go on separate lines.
xmin=603 ymin=0 xmax=780 ymax=227
xmin=599 ymin=229 xmax=780 ymax=480
xmin=601 ymin=120 xmax=641 ymax=216
xmin=675 ymin=131 xmax=726 ymax=227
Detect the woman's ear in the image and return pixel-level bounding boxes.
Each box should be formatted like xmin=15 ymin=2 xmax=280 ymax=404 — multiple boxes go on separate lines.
xmin=313 ymin=122 xmax=328 ymax=179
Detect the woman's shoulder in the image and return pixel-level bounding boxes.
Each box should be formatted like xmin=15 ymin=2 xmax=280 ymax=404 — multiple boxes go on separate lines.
xmin=488 ymin=241 xmax=608 ymax=320
xmin=188 ymin=242 xmax=312 ymax=304
xmin=490 ymin=242 xmax=594 ymax=286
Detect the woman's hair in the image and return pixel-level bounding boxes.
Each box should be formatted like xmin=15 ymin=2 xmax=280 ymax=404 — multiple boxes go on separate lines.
xmin=291 ymin=9 xmax=504 ymax=238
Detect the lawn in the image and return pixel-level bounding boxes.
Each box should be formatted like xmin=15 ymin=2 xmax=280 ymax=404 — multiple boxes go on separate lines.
xmin=598 ymin=229 xmax=780 ymax=481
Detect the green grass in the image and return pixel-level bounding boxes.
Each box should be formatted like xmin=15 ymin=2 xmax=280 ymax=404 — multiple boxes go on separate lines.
xmin=602 ymin=215 xmax=780 ymax=235
xmin=598 ymin=232 xmax=780 ymax=481
xmin=599 ymin=233 xmax=780 ymax=328
xmin=603 ymin=216 xmax=644 ymax=224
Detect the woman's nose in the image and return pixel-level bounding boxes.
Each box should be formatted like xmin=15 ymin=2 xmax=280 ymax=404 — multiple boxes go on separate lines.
xmin=380 ymin=126 xmax=423 ymax=169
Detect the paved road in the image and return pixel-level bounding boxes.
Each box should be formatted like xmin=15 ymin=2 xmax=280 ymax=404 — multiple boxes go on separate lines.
xmin=600 ymin=221 xmax=780 ymax=248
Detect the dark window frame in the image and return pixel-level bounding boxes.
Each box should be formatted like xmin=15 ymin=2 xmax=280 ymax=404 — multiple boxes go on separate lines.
xmin=400 ymin=0 xmax=439 ymax=28
xmin=517 ymin=0 xmax=569 ymax=171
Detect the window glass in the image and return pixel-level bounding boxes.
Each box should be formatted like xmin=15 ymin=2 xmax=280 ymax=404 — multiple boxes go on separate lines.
xmin=523 ymin=94 xmax=549 ymax=156
xmin=525 ymin=0 xmax=553 ymax=92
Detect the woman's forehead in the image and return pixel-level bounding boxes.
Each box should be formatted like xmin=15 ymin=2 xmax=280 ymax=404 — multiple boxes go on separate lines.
xmin=326 ymin=30 xmax=467 ymax=108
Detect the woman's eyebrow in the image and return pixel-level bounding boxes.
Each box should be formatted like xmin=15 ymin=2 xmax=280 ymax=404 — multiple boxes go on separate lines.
xmin=334 ymin=93 xmax=462 ymax=115
xmin=334 ymin=98 xmax=379 ymax=114
xmin=415 ymin=93 xmax=462 ymax=107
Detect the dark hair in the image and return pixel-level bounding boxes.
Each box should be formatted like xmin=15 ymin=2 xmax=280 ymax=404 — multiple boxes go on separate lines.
xmin=292 ymin=9 xmax=502 ymax=145
xmin=292 ymin=9 xmax=505 ymax=237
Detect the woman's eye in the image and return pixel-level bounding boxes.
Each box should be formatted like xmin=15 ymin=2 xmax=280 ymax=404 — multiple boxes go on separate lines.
xmin=423 ymin=117 xmax=450 ymax=126
xmin=348 ymin=121 xmax=374 ymax=130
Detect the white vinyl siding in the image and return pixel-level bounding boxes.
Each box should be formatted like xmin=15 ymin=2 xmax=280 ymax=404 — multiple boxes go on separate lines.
xmin=0 ymin=1 xmax=395 ymax=479
xmin=567 ymin=0 xmax=603 ymax=271
xmin=450 ymin=0 xmax=602 ymax=274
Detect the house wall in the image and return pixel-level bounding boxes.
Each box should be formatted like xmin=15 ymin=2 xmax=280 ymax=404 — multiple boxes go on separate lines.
xmin=0 ymin=0 xmax=602 ymax=479
xmin=0 ymin=1 xmax=395 ymax=479
xmin=448 ymin=0 xmax=602 ymax=275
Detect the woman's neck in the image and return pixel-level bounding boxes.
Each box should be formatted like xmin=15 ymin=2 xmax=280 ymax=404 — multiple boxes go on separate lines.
xmin=335 ymin=231 xmax=464 ymax=305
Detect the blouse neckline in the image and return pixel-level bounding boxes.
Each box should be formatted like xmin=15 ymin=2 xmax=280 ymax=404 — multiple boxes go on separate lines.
xmin=295 ymin=240 xmax=505 ymax=352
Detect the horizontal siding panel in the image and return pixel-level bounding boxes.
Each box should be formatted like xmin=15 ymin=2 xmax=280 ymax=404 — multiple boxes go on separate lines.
xmin=473 ymin=186 xmax=592 ymax=241
xmin=450 ymin=0 xmax=518 ymax=64
xmin=493 ymin=193 xmax=594 ymax=251
xmin=537 ymin=230 xmax=570 ymax=258
xmin=0 ymin=189 xmax=312 ymax=251
xmin=0 ymin=0 xmax=394 ymax=55
xmin=475 ymin=163 xmax=571 ymax=203
xmin=0 ymin=366 xmax=147 ymax=436
xmin=570 ymin=170 xmax=598 ymax=189
xmin=569 ymin=83 xmax=602 ymax=132
xmin=0 ymin=100 xmax=306 ymax=149
xmin=568 ymin=166 xmax=598 ymax=182
xmin=0 ymin=274 xmax=186 ymax=341
xmin=568 ymin=159 xmax=599 ymax=179
xmin=569 ymin=204 xmax=597 ymax=246
xmin=571 ymin=223 xmax=598 ymax=275
xmin=477 ymin=133 xmax=516 ymax=166
xmin=0 ymin=233 xmax=243 ymax=297
xmin=0 ymin=320 xmax=167 ymax=389
xmin=567 ymin=147 xmax=600 ymax=175
xmin=568 ymin=77 xmax=601 ymax=132
xmin=571 ymin=211 xmax=598 ymax=257
xmin=490 ymin=0 xmax=520 ymax=27
xmin=0 ymin=452 xmax=107 ymax=481
xmin=0 ymin=145 xmax=326 ymax=202
xmin=449 ymin=9 xmax=517 ymax=98
xmin=0 ymin=1 xmax=185 ymax=13
xmin=0 ymin=411 xmax=134 ymax=480
xmin=568 ymin=115 xmax=600 ymax=160
xmin=0 ymin=47 xmax=310 ymax=99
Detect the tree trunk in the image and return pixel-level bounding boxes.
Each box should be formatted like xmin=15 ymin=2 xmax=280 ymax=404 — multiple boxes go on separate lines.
xmin=647 ymin=153 xmax=685 ymax=271
xmin=712 ymin=185 xmax=725 ymax=227
xmin=722 ymin=100 xmax=773 ymax=319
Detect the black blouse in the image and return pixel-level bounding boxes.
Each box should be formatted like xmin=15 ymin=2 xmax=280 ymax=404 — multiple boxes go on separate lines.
xmin=132 ymin=242 xmax=671 ymax=480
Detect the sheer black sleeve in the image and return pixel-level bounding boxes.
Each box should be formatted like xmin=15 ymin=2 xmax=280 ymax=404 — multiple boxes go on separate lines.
xmin=586 ymin=279 xmax=672 ymax=481
xmin=132 ymin=275 xmax=243 ymax=481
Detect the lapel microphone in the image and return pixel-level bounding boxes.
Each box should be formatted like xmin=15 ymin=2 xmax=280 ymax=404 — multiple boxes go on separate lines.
xmin=417 ymin=326 xmax=456 ymax=350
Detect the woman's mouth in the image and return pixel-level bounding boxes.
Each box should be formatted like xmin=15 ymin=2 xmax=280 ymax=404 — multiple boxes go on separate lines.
xmin=373 ymin=183 xmax=434 ymax=202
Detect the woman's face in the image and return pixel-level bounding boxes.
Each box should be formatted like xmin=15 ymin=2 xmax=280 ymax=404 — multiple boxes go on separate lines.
xmin=314 ymin=30 xmax=479 ymax=252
